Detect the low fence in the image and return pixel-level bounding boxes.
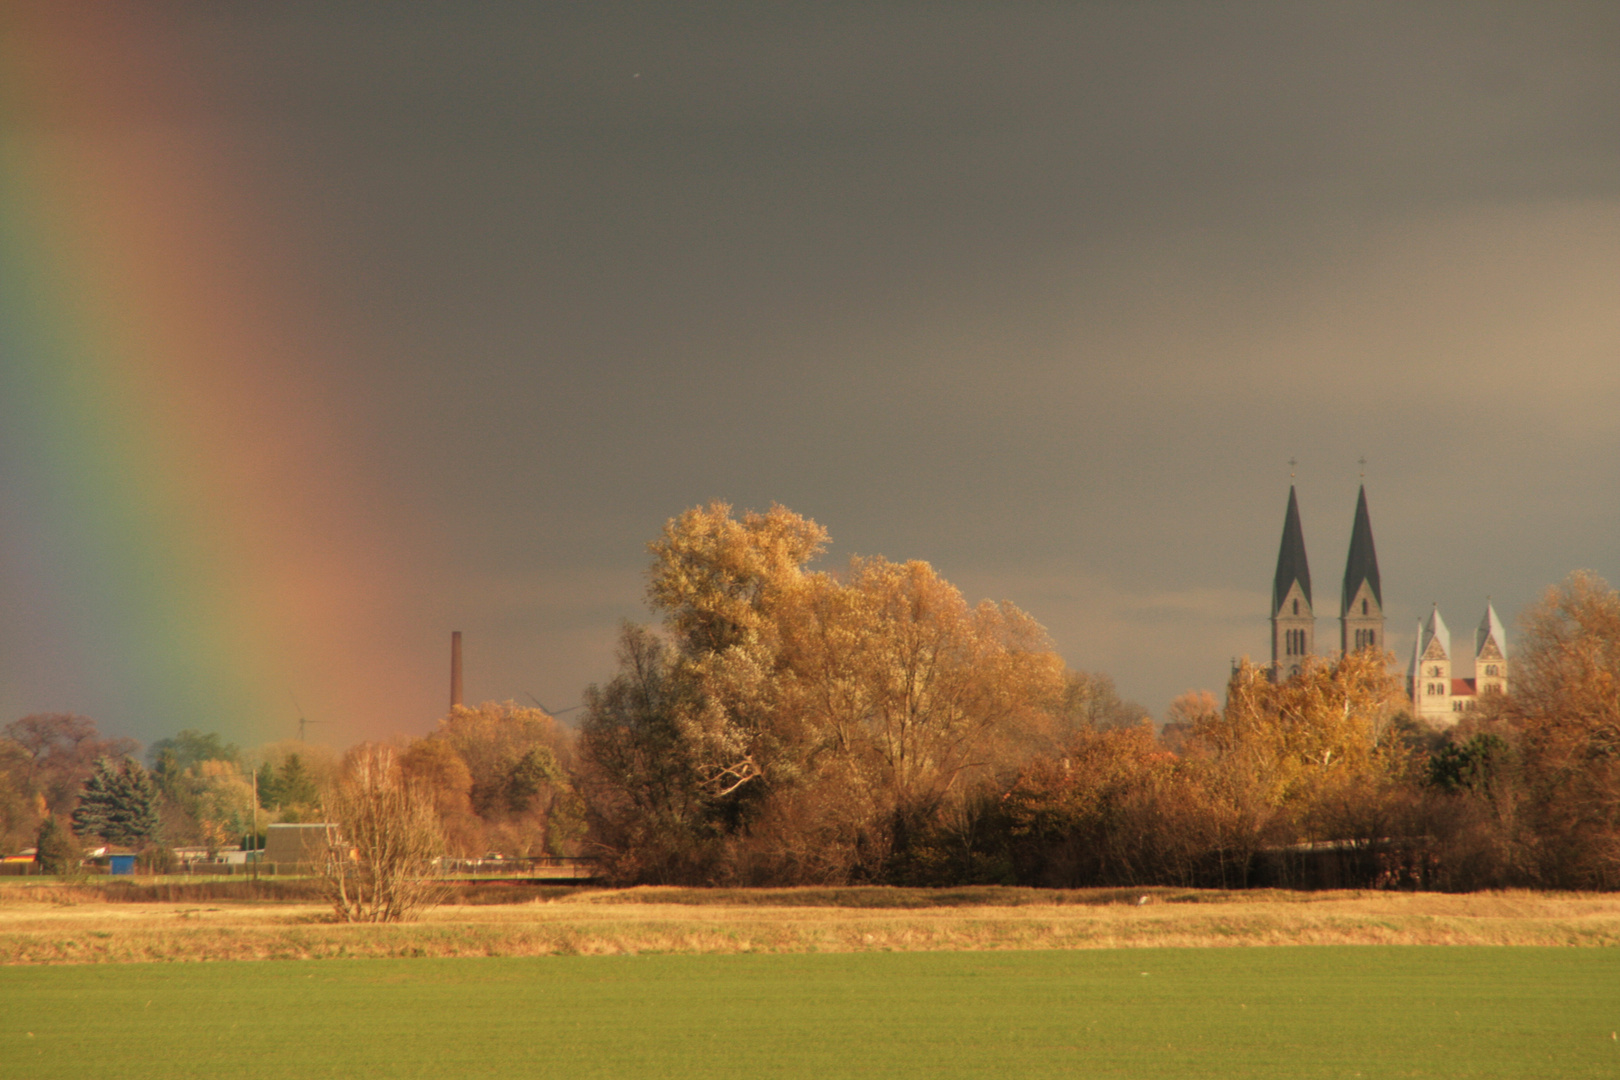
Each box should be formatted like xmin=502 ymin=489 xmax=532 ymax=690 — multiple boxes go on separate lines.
xmin=2 ymin=857 xmax=602 ymax=882
xmin=0 ymin=861 xmax=302 ymax=878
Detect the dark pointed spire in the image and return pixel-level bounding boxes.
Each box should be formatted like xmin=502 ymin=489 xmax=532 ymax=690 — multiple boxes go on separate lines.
xmin=1272 ymin=486 xmax=1312 ymax=615
xmin=1341 ymin=485 xmax=1382 ymax=612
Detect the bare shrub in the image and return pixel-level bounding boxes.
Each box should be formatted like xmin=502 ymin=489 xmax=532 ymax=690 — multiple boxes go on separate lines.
xmin=319 ymin=745 xmax=447 ymax=922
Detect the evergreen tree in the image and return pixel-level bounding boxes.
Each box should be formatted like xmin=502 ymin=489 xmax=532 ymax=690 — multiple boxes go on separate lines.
xmin=504 ymin=746 xmax=563 ymax=814
xmin=256 ymin=761 xmax=278 ymax=809
xmin=147 ymin=730 xmax=239 ymax=771
xmin=151 ymin=746 xmax=183 ymax=800
xmin=34 ymin=815 xmax=81 ymax=874
xmin=71 ymin=756 xmax=162 ymax=847
xmin=276 ymin=754 xmax=319 ymax=807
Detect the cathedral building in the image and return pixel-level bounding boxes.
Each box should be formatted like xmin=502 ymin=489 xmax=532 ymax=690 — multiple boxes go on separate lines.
xmin=1265 ymin=484 xmax=1506 ymax=726
xmin=1269 ymin=485 xmax=1385 ymax=679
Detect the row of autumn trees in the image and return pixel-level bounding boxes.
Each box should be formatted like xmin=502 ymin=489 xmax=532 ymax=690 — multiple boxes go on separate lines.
xmin=0 ymin=704 xmax=579 ymax=870
xmin=6 ymin=503 xmax=1618 ymax=892
xmin=573 ymin=504 xmax=1620 ymax=891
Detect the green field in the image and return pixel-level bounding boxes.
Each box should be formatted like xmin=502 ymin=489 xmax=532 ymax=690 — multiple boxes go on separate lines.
xmin=3 ymin=948 xmax=1616 ymax=1078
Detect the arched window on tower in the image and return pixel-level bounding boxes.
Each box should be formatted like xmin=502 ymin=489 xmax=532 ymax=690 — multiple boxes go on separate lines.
xmin=1362 ymin=599 xmax=1369 ymax=615
xmin=1292 ymin=599 xmax=1299 ymax=615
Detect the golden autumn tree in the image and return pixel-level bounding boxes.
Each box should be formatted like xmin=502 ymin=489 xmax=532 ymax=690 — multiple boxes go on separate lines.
xmin=775 ymin=557 xmax=1065 ymax=824
xmin=644 ymin=501 xmax=829 ymax=801
xmin=582 ymin=501 xmax=1068 ymax=883
xmin=1511 ymin=571 xmax=1620 ymax=755
xmin=1504 ymin=571 xmax=1620 ymax=887
xmin=1190 ymin=650 xmax=1408 ymax=840
xmin=409 ymin=701 xmax=582 ymax=858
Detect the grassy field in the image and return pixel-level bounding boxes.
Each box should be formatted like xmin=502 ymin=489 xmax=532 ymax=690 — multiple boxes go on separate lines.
xmin=2 ymin=883 xmax=1619 ymax=963
xmin=2 ymin=948 xmax=1617 ymax=1078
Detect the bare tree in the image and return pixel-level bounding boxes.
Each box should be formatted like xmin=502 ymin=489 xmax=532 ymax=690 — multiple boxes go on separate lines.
xmin=319 ymin=745 xmax=446 ymax=922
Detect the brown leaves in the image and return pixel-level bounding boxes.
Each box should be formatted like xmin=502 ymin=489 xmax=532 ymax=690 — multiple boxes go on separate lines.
xmin=1511 ymin=570 xmax=1620 ymax=759
xmin=402 ymin=702 xmax=580 ymax=858
xmin=1498 ymin=571 xmax=1620 ymax=887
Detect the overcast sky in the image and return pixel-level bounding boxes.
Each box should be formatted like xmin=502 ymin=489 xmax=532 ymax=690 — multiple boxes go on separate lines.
xmin=4 ymin=4 xmax=1620 ymax=745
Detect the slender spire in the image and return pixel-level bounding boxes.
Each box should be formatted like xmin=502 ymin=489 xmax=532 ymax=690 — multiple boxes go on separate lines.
xmin=1341 ymin=485 xmax=1383 ymax=612
xmin=1272 ymin=486 xmax=1312 ymax=615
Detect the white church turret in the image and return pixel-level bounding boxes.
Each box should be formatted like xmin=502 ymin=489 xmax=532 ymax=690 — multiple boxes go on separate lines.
xmin=1475 ymin=601 xmax=1509 ymax=698
xmin=1412 ymin=604 xmax=1455 ymax=725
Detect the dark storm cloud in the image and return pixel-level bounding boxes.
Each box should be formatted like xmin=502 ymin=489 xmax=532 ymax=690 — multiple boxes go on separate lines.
xmin=8 ymin=3 xmax=1620 ymax=733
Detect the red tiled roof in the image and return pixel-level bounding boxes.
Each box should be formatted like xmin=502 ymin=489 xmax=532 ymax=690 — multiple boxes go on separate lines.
xmin=1452 ymin=677 xmax=1476 ymax=696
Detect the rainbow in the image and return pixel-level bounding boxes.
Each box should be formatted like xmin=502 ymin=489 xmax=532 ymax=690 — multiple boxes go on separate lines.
xmin=0 ymin=8 xmax=426 ymax=744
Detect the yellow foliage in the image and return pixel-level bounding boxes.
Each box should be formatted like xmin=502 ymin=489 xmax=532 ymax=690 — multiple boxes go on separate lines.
xmin=1192 ymin=651 xmax=1407 ymax=811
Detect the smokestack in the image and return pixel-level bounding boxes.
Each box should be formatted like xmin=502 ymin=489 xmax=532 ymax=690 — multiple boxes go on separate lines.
xmin=450 ymin=630 xmax=463 ymax=711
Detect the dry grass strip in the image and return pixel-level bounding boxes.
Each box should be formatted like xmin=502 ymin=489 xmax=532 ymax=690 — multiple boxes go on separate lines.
xmin=3 ymin=885 xmax=1618 ymax=964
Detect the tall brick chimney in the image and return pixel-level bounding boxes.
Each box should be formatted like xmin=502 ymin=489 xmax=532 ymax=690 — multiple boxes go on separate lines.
xmin=450 ymin=630 xmax=463 ymax=711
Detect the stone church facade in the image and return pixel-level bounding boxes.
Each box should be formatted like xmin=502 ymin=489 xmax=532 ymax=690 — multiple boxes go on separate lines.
xmin=1266 ymin=485 xmax=1506 ymax=727
xmin=1409 ymin=602 xmax=1509 ymax=724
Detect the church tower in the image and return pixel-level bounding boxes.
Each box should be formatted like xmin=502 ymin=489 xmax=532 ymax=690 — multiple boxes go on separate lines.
xmin=1271 ymin=486 xmax=1315 ymax=679
xmin=1475 ymin=601 xmax=1509 ymax=698
xmin=1340 ymin=485 xmax=1385 ymax=655
xmin=1412 ymin=605 xmax=1454 ymax=723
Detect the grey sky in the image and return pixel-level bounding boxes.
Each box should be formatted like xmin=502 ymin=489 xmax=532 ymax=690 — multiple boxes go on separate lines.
xmin=5 ymin=3 xmax=1620 ymax=741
